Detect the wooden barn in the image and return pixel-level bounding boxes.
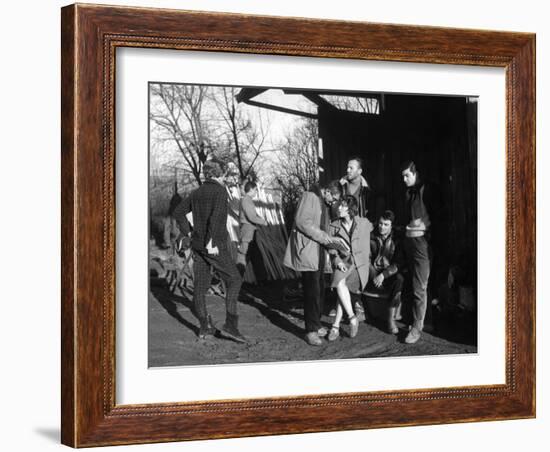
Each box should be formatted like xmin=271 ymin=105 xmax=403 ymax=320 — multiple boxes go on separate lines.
xmin=237 ymin=88 xmax=478 ymax=288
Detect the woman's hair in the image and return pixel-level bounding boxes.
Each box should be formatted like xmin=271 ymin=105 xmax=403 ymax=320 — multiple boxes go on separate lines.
xmin=340 ymin=195 xmax=359 ymax=218
xmin=308 ymin=183 xmax=322 ymax=197
xmin=327 ymin=179 xmax=342 ymax=197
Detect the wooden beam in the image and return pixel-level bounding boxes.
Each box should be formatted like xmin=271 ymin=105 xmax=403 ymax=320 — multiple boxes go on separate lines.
xmin=241 ymin=99 xmax=318 ymax=119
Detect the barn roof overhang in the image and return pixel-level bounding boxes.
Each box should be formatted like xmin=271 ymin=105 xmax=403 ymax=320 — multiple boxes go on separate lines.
xmin=236 ymin=87 xmax=385 ymax=118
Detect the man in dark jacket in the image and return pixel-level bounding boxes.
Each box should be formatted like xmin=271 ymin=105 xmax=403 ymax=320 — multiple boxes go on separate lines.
xmin=173 ymin=160 xmax=246 ymax=343
xmin=400 ymin=161 xmax=442 ymax=344
xmin=368 ymin=210 xmax=404 ymax=334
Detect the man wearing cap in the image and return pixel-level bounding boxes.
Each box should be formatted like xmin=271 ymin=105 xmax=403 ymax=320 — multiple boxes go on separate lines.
xmin=173 ymin=159 xmax=247 ymax=343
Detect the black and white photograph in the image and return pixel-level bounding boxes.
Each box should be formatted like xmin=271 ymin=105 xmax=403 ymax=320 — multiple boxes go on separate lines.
xmin=148 ymin=82 xmax=478 ymax=367
xmin=4 ymin=0 xmax=544 ymax=450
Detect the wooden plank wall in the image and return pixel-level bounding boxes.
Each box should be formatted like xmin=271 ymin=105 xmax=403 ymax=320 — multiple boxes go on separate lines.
xmin=318 ymin=95 xmax=477 ymax=284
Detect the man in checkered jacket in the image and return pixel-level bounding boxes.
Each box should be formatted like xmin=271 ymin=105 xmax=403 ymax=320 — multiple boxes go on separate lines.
xmin=173 ymin=160 xmax=247 ymax=343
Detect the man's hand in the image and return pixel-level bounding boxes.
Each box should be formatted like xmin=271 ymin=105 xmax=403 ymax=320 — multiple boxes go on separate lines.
xmin=336 ymin=262 xmax=347 ymax=273
xmin=373 ymin=273 xmax=385 ymax=288
xmin=206 ymin=239 xmax=219 ymax=256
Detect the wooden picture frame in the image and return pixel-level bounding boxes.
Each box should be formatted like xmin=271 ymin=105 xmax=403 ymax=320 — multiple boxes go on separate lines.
xmin=61 ymin=3 xmax=535 ymax=447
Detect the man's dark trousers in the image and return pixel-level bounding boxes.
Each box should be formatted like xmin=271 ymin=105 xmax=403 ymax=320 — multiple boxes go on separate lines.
xmin=302 ymin=270 xmax=326 ymax=333
xmin=368 ymin=265 xmax=404 ymax=307
xmin=193 ymin=246 xmax=242 ymax=323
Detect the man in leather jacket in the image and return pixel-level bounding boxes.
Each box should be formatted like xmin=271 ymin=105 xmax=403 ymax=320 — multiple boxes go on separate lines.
xmin=368 ymin=210 xmax=405 ymax=334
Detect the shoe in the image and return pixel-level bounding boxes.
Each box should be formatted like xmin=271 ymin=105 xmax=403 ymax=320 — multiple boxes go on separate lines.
xmin=305 ymin=332 xmax=323 ymax=346
xmin=198 ymin=315 xmax=217 ymax=339
xmin=217 ymin=313 xmax=249 ymax=343
xmin=219 ymin=323 xmax=248 ymax=343
xmin=198 ymin=325 xmax=216 ymax=339
xmin=318 ymin=327 xmax=328 ymax=337
xmin=328 ymin=308 xmax=337 ymax=317
xmin=388 ymin=320 xmax=399 ymax=335
xmin=354 ymin=302 xmax=365 ymax=321
xmin=349 ymin=315 xmax=359 ymax=338
xmin=405 ymin=327 xmax=422 ymax=344
xmin=328 ymin=326 xmax=340 ymax=342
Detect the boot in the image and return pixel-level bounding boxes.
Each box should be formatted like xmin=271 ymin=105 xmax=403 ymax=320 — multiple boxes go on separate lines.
xmin=218 ymin=312 xmax=249 ymax=343
xmin=405 ymin=326 xmax=421 ymax=344
xmin=388 ymin=307 xmax=399 ymax=335
xmin=305 ymin=331 xmax=323 ymax=346
xmin=198 ymin=315 xmax=217 ymax=339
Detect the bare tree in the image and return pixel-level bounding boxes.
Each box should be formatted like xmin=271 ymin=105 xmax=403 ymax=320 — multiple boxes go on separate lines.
xmin=320 ymin=95 xmax=380 ymax=114
xmin=150 ymin=84 xmax=218 ymax=185
xmin=273 ymin=117 xmax=320 ymax=223
xmin=210 ymin=86 xmax=268 ymax=181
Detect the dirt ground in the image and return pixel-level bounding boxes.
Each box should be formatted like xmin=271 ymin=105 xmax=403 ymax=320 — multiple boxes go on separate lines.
xmin=148 ymin=277 xmax=477 ymax=367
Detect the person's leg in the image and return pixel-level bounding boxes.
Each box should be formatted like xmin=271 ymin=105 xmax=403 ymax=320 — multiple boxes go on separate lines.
xmin=238 ymin=225 xmax=255 ymax=264
xmin=206 ymin=248 xmax=242 ymax=317
xmin=336 ymin=278 xmax=358 ymax=337
xmin=335 ymin=278 xmax=355 ymax=319
xmin=328 ymin=303 xmax=343 ymax=341
xmin=384 ymin=273 xmax=404 ymax=334
xmin=386 ymin=273 xmax=404 ymax=308
xmin=192 ymin=251 xmax=213 ymax=336
xmin=332 ymin=303 xmax=343 ymax=328
xmin=404 ymin=237 xmax=430 ymax=342
xmin=318 ymin=267 xmax=326 ymax=319
xmin=236 ymin=240 xmax=250 ymax=266
xmin=205 ymin=248 xmax=247 ymax=342
xmin=302 ymin=271 xmax=323 ymax=333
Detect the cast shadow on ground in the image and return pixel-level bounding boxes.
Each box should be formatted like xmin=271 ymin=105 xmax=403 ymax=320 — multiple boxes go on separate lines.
xmin=239 ymin=284 xmax=311 ymax=340
xmin=150 ymin=281 xmax=199 ymax=336
xmin=239 ymin=294 xmax=305 ymax=340
xmin=240 ymin=282 xmax=335 ymax=339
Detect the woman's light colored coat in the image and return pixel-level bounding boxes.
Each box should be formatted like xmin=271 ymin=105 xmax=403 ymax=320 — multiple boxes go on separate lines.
xmin=329 ymin=217 xmax=373 ymax=290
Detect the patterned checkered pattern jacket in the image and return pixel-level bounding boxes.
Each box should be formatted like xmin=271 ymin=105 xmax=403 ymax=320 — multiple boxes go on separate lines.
xmin=172 ymin=179 xmax=229 ymax=252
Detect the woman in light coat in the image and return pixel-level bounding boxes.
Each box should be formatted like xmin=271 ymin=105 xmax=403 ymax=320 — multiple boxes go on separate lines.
xmin=327 ymin=195 xmax=373 ymax=340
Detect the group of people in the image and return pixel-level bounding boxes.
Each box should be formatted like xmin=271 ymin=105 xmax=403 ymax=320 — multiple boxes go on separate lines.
xmin=170 ymin=155 xmax=435 ymax=347
xmin=284 ymin=157 xmax=434 ymax=346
